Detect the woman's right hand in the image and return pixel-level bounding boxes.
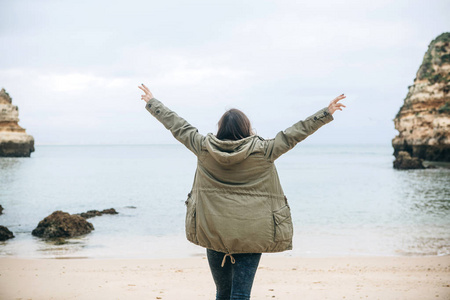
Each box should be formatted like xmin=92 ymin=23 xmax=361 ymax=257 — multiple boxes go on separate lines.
xmin=328 ymin=94 xmax=346 ymax=114
xmin=138 ymin=83 xmax=154 ymax=103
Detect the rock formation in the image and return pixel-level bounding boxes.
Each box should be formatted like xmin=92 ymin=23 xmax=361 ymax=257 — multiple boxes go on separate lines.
xmin=392 ymin=32 xmax=450 ymax=168
xmin=0 ymin=225 xmax=15 ymax=241
xmin=393 ymin=151 xmax=425 ymax=170
xmin=0 ymin=204 xmax=3 ymax=215
xmin=77 ymin=208 xmax=118 ymax=219
xmin=32 ymin=211 xmax=94 ymax=239
xmin=0 ymin=88 xmax=35 ymax=157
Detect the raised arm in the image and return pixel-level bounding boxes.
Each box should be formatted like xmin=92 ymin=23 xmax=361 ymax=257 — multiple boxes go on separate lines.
xmin=265 ymin=94 xmax=346 ymax=162
xmin=139 ymin=84 xmax=204 ymax=156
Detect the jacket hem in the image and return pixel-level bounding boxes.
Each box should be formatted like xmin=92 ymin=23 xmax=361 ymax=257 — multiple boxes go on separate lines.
xmin=186 ymin=237 xmax=292 ymax=254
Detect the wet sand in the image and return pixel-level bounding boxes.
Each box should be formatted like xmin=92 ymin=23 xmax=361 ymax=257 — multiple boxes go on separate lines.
xmin=0 ymin=256 xmax=449 ymax=299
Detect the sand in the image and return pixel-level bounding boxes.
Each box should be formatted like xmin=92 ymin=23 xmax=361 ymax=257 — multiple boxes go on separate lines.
xmin=0 ymin=256 xmax=449 ymax=299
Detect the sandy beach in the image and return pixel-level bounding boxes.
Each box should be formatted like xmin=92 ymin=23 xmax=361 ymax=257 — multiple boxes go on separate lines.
xmin=0 ymin=255 xmax=449 ymax=300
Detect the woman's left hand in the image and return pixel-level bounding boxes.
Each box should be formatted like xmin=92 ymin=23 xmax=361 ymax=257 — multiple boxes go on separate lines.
xmin=138 ymin=83 xmax=153 ymax=103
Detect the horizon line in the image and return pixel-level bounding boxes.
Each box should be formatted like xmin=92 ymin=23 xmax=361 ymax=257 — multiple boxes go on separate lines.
xmin=33 ymin=142 xmax=393 ymax=147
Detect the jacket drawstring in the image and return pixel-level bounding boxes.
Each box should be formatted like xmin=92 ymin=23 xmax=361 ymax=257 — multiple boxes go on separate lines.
xmin=221 ymin=253 xmax=235 ymax=267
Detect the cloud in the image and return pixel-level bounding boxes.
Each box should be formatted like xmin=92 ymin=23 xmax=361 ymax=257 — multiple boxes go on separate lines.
xmin=37 ymin=73 xmax=129 ymax=93
xmin=1 ymin=0 xmax=449 ymax=145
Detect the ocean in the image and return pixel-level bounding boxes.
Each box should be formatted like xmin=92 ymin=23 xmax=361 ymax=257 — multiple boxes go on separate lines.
xmin=0 ymin=144 xmax=449 ymax=258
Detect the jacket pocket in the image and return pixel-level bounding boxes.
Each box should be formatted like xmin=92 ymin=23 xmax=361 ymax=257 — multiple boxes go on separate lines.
xmin=185 ymin=193 xmax=197 ymax=238
xmin=273 ymin=205 xmax=293 ymax=242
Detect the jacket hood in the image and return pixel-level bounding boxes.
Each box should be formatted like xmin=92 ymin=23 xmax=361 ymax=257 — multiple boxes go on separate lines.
xmin=205 ymin=133 xmax=257 ymax=165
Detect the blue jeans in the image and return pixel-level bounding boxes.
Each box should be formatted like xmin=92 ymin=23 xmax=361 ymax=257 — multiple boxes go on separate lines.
xmin=207 ymin=249 xmax=262 ymax=300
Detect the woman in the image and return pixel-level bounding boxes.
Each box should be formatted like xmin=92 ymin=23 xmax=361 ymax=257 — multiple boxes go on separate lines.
xmin=138 ymin=84 xmax=346 ymax=300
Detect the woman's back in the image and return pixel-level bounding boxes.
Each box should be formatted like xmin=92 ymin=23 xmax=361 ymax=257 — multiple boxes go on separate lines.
xmin=189 ymin=132 xmax=290 ymax=254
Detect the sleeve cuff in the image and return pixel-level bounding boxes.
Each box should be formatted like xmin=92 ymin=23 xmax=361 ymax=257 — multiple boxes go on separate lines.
xmin=145 ymin=98 xmax=159 ymax=115
xmin=311 ymin=107 xmax=334 ymax=123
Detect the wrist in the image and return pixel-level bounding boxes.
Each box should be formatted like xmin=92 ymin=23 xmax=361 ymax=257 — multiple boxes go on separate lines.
xmin=328 ymin=106 xmax=334 ymax=115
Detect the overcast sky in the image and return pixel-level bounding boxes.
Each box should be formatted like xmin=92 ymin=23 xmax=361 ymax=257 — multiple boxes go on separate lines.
xmin=1 ymin=0 xmax=449 ymax=145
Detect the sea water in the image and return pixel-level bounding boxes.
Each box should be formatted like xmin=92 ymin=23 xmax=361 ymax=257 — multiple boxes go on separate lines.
xmin=0 ymin=144 xmax=449 ymax=258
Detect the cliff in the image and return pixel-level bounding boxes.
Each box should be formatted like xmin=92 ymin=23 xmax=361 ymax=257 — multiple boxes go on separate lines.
xmin=0 ymin=88 xmax=35 ymax=157
xmin=392 ymin=32 xmax=450 ymax=168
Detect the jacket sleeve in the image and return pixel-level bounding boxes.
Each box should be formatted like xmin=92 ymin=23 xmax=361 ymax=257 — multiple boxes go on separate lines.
xmin=265 ymin=107 xmax=334 ymax=162
xmin=145 ymin=97 xmax=204 ymax=156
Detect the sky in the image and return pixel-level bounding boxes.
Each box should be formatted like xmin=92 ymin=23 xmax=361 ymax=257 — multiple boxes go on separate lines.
xmin=1 ymin=0 xmax=449 ymax=146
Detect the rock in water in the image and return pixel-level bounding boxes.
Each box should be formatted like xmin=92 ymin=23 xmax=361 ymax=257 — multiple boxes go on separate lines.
xmin=0 ymin=204 xmax=3 ymax=215
xmin=0 ymin=88 xmax=35 ymax=157
xmin=393 ymin=151 xmax=425 ymax=170
xmin=77 ymin=210 xmax=103 ymax=219
xmin=100 ymin=208 xmax=118 ymax=215
xmin=392 ymin=32 xmax=450 ymax=168
xmin=0 ymin=225 xmax=14 ymax=241
xmin=32 ymin=211 xmax=94 ymax=239
xmin=77 ymin=208 xmax=118 ymax=219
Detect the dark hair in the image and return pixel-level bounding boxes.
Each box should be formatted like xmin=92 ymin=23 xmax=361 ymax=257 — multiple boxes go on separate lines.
xmin=216 ymin=108 xmax=253 ymax=141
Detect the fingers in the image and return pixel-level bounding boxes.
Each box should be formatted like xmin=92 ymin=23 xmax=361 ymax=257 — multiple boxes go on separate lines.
xmin=141 ymin=83 xmax=151 ymax=94
xmin=138 ymin=83 xmax=151 ymax=95
xmin=142 ymin=83 xmax=150 ymax=92
xmin=138 ymin=85 xmax=149 ymax=95
xmin=138 ymin=83 xmax=154 ymax=104
xmin=138 ymin=85 xmax=146 ymax=93
xmin=332 ymin=94 xmax=346 ymax=104
xmin=330 ymin=103 xmax=346 ymax=112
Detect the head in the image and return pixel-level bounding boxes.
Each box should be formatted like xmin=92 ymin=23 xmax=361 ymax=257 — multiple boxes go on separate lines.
xmin=216 ymin=108 xmax=253 ymax=141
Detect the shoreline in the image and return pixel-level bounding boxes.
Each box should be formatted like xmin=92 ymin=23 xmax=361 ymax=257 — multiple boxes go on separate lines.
xmin=3 ymin=229 xmax=449 ymax=259
xmin=1 ymin=255 xmax=449 ymax=299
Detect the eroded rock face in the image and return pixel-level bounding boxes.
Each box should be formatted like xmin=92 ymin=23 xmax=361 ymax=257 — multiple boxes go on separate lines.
xmin=392 ymin=32 xmax=450 ymax=168
xmin=32 ymin=211 xmax=94 ymax=239
xmin=0 ymin=88 xmax=35 ymax=157
xmin=0 ymin=225 xmax=15 ymax=241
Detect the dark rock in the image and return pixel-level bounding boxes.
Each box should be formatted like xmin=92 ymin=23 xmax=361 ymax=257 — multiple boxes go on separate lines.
xmin=32 ymin=211 xmax=94 ymax=239
xmin=0 ymin=204 xmax=3 ymax=214
xmin=393 ymin=144 xmax=450 ymax=163
xmin=78 ymin=210 xmax=103 ymax=219
xmin=0 ymin=225 xmax=15 ymax=241
xmin=423 ymin=160 xmax=450 ymax=169
xmin=0 ymin=140 xmax=35 ymax=157
xmin=393 ymin=151 xmax=425 ymax=169
xmin=101 ymin=208 xmax=118 ymax=215
xmin=77 ymin=208 xmax=118 ymax=219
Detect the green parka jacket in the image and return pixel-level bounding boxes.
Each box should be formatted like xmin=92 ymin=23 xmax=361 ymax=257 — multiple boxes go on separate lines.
xmin=145 ymin=98 xmax=333 ymax=254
